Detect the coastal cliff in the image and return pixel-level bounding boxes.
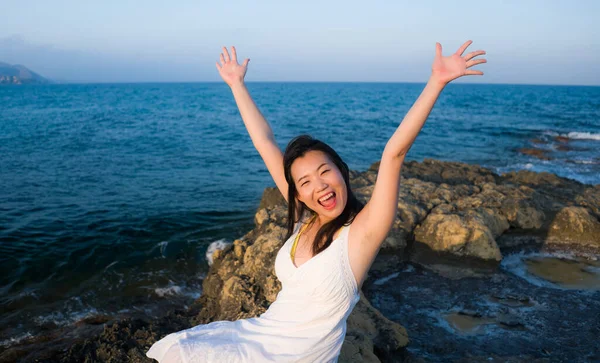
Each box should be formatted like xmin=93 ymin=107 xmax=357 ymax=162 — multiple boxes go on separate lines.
xmin=2 ymin=159 xmax=599 ymax=362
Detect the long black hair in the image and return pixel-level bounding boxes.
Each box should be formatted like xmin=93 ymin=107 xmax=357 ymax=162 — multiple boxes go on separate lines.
xmin=283 ymin=135 xmax=363 ymax=255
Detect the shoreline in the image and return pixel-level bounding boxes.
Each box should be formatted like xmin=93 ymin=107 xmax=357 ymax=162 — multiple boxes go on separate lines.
xmin=1 ymin=158 xmax=599 ymax=362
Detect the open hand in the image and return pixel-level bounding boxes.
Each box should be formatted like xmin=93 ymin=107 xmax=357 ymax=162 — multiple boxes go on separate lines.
xmin=431 ymin=40 xmax=486 ymax=85
xmin=216 ymin=46 xmax=249 ymax=87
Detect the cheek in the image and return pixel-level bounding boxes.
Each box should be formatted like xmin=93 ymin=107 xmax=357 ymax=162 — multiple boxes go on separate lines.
xmin=296 ymin=187 xmax=312 ymax=204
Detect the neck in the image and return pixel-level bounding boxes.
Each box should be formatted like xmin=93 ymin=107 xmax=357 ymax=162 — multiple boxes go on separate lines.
xmin=316 ymin=214 xmax=332 ymax=226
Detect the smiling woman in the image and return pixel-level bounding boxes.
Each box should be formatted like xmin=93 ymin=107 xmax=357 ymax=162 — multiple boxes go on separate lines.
xmin=147 ymin=42 xmax=487 ymax=362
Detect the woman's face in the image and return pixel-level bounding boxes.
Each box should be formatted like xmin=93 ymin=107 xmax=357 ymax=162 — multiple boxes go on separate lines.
xmin=291 ymin=150 xmax=347 ymax=223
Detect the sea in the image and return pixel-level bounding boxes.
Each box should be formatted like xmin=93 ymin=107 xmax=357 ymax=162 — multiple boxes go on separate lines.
xmin=1 ymin=82 xmax=599 ymax=346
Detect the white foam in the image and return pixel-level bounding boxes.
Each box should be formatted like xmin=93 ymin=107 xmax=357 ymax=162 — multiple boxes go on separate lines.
xmin=104 ymin=260 xmax=119 ymax=270
xmin=158 ymin=241 xmax=169 ymax=257
xmin=542 ymin=130 xmax=559 ymax=137
xmin=0 ymin=332 xmax=33 ymax=347
xmin=33 ymin=307 xmax=100 ymax=327
xmin=571 ymin=159 xmax=597 ymax=165
xmin=206 ymin=239 xmax=232 ymax=265
xmin=540 ymin=130 xmax=600 ymax=141
xmin=153 ymin=282 xmax=201 ymax=299
xmin=403 ymin=264 xmax=416 ymax=273
xmin=154 ymin=284 xmax=183 ymax=297
xmin=373 ymin=272 xmax=400 ymax=286
xmin=566 ymin=132 xmax=600 ymax=141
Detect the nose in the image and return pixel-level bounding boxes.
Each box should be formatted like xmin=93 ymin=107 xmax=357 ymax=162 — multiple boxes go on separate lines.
xmin=316 ymin=178 xmax=328 ymax=193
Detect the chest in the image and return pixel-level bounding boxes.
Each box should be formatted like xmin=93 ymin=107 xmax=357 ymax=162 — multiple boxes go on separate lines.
xmin=292 ymin=230 xmax=318 ymax=268
xmin=276 ymin=232 xmax=353 ymax=297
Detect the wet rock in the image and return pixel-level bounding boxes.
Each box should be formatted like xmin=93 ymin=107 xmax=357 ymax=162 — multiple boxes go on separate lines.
xmin=530 ymin=138 xmax=547 ymax=145
xmin=517 ymin=148 xmax=552 ymax=160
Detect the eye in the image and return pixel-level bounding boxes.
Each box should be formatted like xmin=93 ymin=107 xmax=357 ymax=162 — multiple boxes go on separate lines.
xmin=301 ymin=180 xmax=309 ymax=187
xmin=321 ymin=169 xmax=330 ymax=175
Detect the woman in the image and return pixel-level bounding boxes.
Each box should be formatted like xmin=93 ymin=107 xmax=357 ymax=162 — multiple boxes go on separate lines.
xmin=147 ymin=41 xmax=486 ymax=362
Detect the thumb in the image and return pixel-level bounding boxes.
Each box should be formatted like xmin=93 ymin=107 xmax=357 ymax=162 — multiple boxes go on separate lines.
xmin=242 ymin=58 xmax=250 ymax=68
xmin=435 ymin=42 xmax=442 ymax=57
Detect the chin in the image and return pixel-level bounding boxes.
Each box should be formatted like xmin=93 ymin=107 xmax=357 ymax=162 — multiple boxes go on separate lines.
xmin=319 ymin=203 xmax=345 ymax=221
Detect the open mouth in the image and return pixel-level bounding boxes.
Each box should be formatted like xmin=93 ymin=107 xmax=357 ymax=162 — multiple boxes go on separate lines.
xmin=318 ymin=192 xmax=337 ymax=210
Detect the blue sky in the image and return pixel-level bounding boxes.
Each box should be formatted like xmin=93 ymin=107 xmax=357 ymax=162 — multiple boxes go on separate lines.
xmin=1 ymin=0 xmax=598 ymax=84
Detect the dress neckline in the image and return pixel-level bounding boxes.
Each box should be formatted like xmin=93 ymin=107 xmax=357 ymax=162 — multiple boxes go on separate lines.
xmin=290 ymin=224 xmax=345 ymax=269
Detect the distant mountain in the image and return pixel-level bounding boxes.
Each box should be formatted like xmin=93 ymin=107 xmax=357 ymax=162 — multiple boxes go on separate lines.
xmin=0 ymin=62 xmax=50 ymax=84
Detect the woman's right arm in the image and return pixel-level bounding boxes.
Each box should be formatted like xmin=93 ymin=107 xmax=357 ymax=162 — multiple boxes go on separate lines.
xmin=216 ymin=46 xmax=289 ymax=201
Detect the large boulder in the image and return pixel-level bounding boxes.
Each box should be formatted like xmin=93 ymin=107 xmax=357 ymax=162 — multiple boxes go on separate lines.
xmin=412 ymin=209 xmax=505 ymax=262
xmin=546 ymin=207 xmax=600 ymax=248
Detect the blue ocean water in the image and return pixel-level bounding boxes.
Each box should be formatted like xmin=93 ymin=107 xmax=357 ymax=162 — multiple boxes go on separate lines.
xmin=1 ymin=82 xmax=599 ymax=344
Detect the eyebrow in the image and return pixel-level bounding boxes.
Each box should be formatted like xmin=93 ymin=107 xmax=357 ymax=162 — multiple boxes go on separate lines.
xmin=297 ymin=162 xmax=328 ymax=183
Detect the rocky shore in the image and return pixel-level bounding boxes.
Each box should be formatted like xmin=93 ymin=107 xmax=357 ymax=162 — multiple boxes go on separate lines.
xmin=2 ymin=159 xmax=599 ymax=362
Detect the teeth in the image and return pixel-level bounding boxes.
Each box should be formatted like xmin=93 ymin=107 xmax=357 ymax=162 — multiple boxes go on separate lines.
xmin=319 ymin=192 xmax=334 ymax=202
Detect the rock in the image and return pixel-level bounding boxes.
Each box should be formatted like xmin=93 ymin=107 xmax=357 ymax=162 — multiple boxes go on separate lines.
xmin=398 ymin=159 xmax=499 ymax=186
xmin=517 ymin=148 xmax=552 ymax=160
xmin=575 ymin=186 xmax=600 ymax=219
xmin=500 ymin=198 xmax=545 ymax=230
xmin=342 ymin=292 xmax=409 ymax=362
xmin=500 ymin=169 xmax=575 ymax=188
xmin=413 ymin=211 xmax=503 ymax=262
xmin=546 ymin=207 xmax=600 ymax=248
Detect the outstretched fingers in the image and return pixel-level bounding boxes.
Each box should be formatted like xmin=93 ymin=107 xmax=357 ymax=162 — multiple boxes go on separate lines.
xmin=222 ymin=47 xmax=231 ymax=63
xmin=464 ymin=50 xmax=486 ymax=61
xmin=231 ymin=46 xmax=238 ymax=63
xmin=219 ymin=53 xmax=226 ymax=66
xmin=455 ymin=40 xmax=473 ymax=56
xmin=465 ymin=70 xmax=484 ymax=76
xmin=466 ymin=58 xmax=487 ymax=68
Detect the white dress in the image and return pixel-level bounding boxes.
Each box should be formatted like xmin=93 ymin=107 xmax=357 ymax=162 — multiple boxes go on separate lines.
xmin=146 ymin=223 xmax=360 ymax=363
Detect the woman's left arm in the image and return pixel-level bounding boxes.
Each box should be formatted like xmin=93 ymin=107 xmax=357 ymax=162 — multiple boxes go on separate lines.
xmin=350 ymin=40 xmax=486 ymax=284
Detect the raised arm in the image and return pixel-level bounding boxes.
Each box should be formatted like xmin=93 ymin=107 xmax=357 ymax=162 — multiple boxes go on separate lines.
xmin=216 ymin=46 xmax=288 ymax=201
xmin=349 ymin=40 xmax=487 ymax=286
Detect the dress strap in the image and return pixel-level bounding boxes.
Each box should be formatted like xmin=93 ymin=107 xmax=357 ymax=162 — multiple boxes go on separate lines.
xmin=290 ymin=215 xmax=316 ymax=260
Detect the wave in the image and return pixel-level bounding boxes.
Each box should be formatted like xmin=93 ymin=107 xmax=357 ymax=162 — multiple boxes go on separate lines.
xmin=566 ymin=132 xmax=600 ymax=141
xmin=153 ymin=282 xmax=201 ymax=299
xmin=205 ymin=239 xmax=232 ymax=266
xmin=542 ymin=130 xmax=600 ymax=141
xmin=0 ymin=332 xmax=33 ymax=348
xmin=154 ymin=284 xmax=182 ymax=297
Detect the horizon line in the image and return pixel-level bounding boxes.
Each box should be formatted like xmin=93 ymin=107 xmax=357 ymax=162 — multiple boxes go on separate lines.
xmin=15 ymin=80 xmax=600 ymax=88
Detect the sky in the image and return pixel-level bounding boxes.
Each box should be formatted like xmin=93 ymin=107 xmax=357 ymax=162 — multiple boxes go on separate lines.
xmin=0 ymin=0 xmax=599 ymax=85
